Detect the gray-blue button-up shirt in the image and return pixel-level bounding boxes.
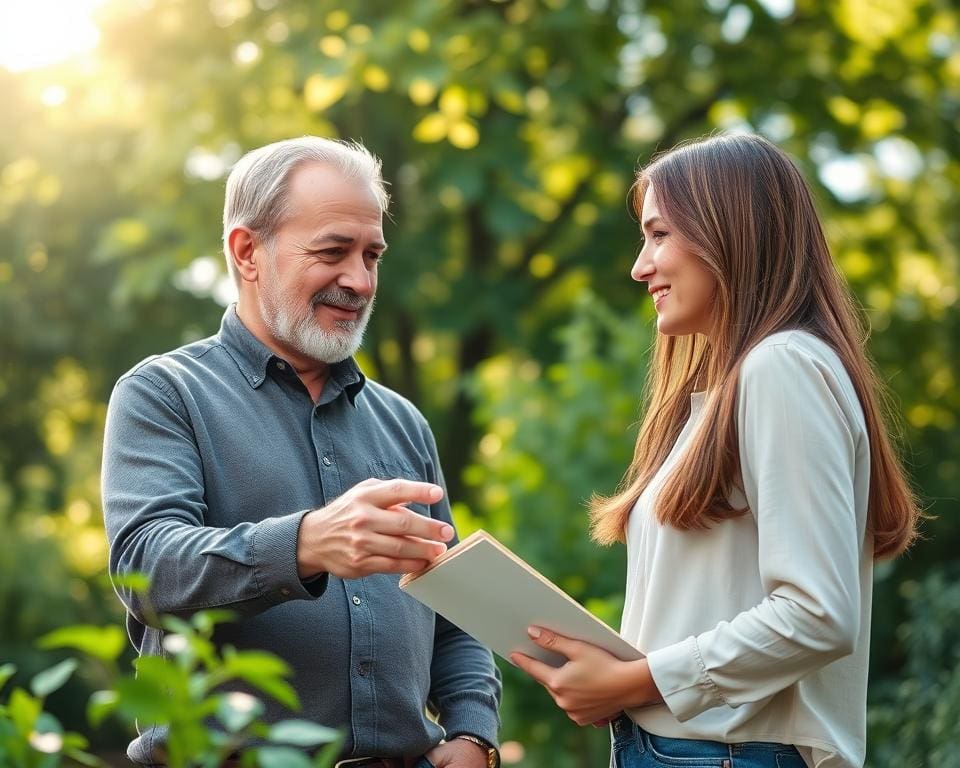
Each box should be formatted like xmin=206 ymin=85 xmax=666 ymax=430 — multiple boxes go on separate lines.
xmin=102 ymin=306 xmax=501 ymax=764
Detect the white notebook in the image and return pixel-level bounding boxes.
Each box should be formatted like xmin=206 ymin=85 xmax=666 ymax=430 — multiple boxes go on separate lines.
xmin=399 ymin=529 xmax=642 ymax=668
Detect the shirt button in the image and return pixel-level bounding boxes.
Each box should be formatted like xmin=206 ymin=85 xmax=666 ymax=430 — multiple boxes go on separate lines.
xmin=276 ymin=361 xmax=286 ymax=370
xmin=322 ymin=456 xmax=332 ymax=467
xmin=280 ymin=588 xmax=291 ymax=596
xmin=352 ymin=595 xmax=361 ymax=606
xmin=357 ymin=662 xmax=371 ymax=676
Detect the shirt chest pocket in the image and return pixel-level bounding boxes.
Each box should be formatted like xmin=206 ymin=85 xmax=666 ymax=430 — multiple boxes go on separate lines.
xmin=367 ymin=457 xmax=424 ymax=482
xmin=366 ymin=458 xmax=432 ymax=519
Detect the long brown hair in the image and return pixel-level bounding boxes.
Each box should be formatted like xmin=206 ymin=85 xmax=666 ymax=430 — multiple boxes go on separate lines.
xmin=589 ymin=134 xmax=920 ymax=559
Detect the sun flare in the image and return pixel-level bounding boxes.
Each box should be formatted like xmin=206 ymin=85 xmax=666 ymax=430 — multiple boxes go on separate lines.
xmin=0 ymin=0 xmax=104 ymax=73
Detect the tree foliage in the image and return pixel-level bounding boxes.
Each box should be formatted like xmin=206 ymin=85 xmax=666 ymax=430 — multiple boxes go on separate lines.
xmin=1 ymin=0 xmax=958 ymax=764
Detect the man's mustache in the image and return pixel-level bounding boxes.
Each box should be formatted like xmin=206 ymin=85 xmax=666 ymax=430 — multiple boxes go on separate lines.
xmin=311 ymin=289 xmax=370 ymax=312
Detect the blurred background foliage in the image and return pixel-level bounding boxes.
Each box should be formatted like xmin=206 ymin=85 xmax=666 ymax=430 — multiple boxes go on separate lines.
xmin=1 ymin=0 xmax=958 ymax=764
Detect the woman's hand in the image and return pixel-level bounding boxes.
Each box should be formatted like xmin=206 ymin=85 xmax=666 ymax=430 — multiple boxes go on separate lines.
xmin=510 ymin=626 xmax=663 ymax=726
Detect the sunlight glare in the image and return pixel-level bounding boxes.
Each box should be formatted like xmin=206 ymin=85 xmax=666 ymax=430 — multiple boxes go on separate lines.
xmin=0 ymin=0 xmax=104 ymax=73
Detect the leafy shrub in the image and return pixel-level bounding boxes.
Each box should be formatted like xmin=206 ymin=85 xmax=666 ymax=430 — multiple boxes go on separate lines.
xmin=868 ymin=566 xmax=960 ymax=767
xmin=0 ymin=611 xmax=341 ymax=768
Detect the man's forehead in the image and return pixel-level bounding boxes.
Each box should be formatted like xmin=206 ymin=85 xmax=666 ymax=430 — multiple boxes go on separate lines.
xmin=288 ymin=162 xmax=381 ymax=206
xmin=287 ymin=185 xmax=383 ymax=227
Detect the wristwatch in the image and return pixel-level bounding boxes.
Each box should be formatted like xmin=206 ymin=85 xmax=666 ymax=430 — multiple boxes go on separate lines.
xmin=453 ymin=734 xmax=499 ymax=768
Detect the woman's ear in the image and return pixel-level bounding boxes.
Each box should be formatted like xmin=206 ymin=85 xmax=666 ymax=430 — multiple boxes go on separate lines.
xmin=227 ymin=227 xmax=259 ymax=283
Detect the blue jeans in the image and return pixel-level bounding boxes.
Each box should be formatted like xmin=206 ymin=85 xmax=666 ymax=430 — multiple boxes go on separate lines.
xmin=611 ymin=714 xmax=807 ymax=768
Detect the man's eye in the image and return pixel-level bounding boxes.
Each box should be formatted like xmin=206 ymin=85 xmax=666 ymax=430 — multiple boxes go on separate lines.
xmin=365 ymin=251 xmax=382 ymax=261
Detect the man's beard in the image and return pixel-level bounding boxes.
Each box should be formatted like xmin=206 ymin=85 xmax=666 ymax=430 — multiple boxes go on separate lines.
xmin=259 ymin=276 xmax=374 ymax=364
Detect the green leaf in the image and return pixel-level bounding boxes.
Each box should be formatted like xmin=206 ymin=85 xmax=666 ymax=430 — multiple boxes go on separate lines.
xmin=34 ymin=712 xmax=63 ymax=735
xmin=108 ymin=572 xmax=151 ymax=594
xmin=222 ymin=650 xmax=291 ymax=679
xmin=312 ymin=738 xmax=344 ymax=768
xmin=221 ymin=651 xmax=299 ymax=710
xmin=256 ymin=746 xmax=313 ymax=768
xmin=160 ymin=616 xmax=194 ymax=637
xmin=112 ymin=675 xmax=176 ymax=724
xmin=133 ymin=655 xmax=189 ymax=697
xmin=0 ymin=663 xmax=15 ymax=690
xmin=87 ymin=690 xmax=119 ymax=727
xmin=39 ymin=625 xmax=127 ymax=663
xmin=30 ymin=659 xmax=79 ymax=698
xmin=245 ymin=676 xmax=299 ymax=712
xmin=183 ymin=634 xmax=217 ymax=669
xmin=8 ymin=688 xmax=41 ymax=734
xmin=266 ymin=720 xmax=339 ymax=747
xmin=63 ymin=746 xmax=104 ymax=767
xmin=192 ymin=610 xmax=238 ymax=634
xmin=166 ymin=718 xmax=215 ymax=766
xmin=61 ymin=731 xmax=90 ymax=752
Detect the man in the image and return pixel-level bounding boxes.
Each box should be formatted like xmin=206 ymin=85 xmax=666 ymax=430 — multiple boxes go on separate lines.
xmin=102 ymin=137 xmax=501 ymax=767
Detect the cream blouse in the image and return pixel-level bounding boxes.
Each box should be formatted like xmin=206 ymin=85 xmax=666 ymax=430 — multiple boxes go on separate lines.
xmin=621 ymin=330 xmax=873 ymax=768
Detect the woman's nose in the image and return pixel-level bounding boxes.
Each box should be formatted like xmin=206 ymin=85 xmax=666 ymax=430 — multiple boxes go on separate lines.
xmin=631 ymin=247 xmax=653 ymax=282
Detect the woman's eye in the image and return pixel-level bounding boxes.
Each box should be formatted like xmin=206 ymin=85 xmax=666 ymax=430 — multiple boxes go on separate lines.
xmin=652 ymin=230 xmax=668 ymax=241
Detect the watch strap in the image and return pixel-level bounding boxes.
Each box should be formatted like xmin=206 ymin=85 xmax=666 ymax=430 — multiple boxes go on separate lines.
xmin=452 ymin=734 xmax=500 ymax=768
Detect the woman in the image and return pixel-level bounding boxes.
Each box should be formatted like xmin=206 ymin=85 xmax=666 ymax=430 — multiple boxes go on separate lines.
xmin=511 ymin=134 xmax=920 ymax=768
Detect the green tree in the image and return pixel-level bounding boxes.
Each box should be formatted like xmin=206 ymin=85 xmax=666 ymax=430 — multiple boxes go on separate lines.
xmin=1 ymin=0 xmax=958 ymax=764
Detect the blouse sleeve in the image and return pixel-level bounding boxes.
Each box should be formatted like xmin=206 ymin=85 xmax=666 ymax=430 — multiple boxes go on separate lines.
xmin=645 ymin=340 xmax=866 ymax=721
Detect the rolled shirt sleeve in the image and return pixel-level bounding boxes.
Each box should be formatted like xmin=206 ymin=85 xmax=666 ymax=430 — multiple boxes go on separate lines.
xmin=647 ymin=341 xmax=865 ymax=721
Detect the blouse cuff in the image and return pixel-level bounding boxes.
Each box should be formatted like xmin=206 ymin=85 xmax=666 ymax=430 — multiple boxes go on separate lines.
xmin=646 ymin=636 xmax=728 ymax=722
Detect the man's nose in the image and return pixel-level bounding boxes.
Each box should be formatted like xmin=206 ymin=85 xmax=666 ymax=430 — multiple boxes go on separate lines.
xmin=337 ymin=251 xmax=376 ymax=295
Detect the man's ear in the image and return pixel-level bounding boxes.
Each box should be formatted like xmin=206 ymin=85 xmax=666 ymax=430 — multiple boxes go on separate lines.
xmin=227 ymin=227 xmax=260 ymax=283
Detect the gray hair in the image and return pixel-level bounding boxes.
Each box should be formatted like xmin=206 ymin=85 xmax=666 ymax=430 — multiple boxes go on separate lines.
xmin=222 ymin=136 xmax=390 ymax=284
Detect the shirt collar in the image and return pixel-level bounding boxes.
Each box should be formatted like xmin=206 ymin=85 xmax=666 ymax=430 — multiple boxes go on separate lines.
xmin=218 ymin=305 xmax=366 ymax=406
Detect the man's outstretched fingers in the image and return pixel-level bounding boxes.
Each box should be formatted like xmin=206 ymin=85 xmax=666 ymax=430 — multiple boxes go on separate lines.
xmin=368 ymin=504 xmax=454 ymax=544
xmin=365 ymin=531 xmax=447 ymax=563
xmin=362 ymin=478 xmax=445 ymax=510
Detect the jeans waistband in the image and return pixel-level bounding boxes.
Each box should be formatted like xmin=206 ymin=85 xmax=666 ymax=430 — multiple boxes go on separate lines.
xmin=611 ymin=713 xmax=800 ymax=760
xmin=611 ymin=713 xmax=636 ymax=742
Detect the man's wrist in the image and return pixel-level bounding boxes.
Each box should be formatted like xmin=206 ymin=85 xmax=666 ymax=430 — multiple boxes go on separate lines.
xmin=296 ymin=507 xmax=333 ymax=579
xmin=452 ymin=734 xmax=499 ymax=768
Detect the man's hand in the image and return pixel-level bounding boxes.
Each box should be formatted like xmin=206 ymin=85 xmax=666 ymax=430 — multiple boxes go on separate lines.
xmin=425 ymin=737 xmax=489 ymax=768
xmin=296 ymin=478 xmax=454 ymax=579
xmin=510 ymin=626 xmax=662 ymax=726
